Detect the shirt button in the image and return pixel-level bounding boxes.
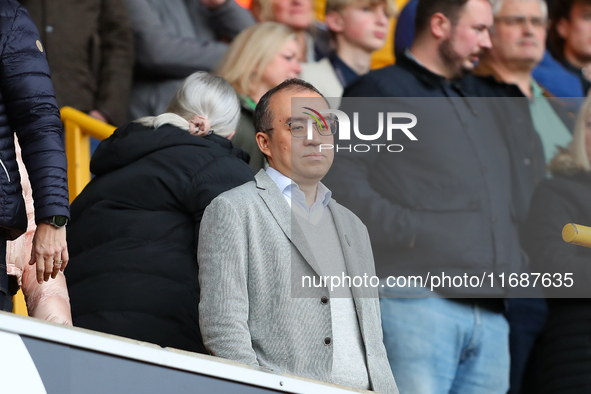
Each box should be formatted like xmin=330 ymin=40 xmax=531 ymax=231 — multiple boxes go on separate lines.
xmin=321 ymin=296 xmax=328 ymax=305
xmin=523 ymin=158 xmax=531 ymax=166
xmin=46 ymin=25 xmax=53 ymax=33
xmin=492 ymin=216 xmax=498 ymax=224
xmin=324 ymin=337 xmax=331 ymax=345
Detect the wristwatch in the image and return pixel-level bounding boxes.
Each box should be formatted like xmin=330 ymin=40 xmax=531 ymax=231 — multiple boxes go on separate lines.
xmin=40 ymin=215 xmax=69 ymax=228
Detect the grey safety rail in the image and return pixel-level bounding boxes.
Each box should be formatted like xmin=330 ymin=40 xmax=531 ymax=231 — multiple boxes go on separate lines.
xmin=0 ymin=311 xmax=366 ymax=394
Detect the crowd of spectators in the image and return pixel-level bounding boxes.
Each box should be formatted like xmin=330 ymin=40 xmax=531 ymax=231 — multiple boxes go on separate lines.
xmin=217 ymin=22 xmax=302 ymax=171
xmin=3 ymin=0 xmax=591 ymax=393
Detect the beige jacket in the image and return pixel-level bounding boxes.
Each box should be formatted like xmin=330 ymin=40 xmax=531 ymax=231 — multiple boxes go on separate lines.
xmin=6 ymin=139 xmax=72 ymax=325
xmin=299 ymin=58 xmax=344 ymax=107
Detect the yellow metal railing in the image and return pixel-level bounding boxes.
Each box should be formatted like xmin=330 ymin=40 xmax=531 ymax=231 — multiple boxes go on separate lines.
xmin=13 ymin=107 xmax=115 ymax=316
xmin=61 ymin=106 xmax=116 ymax=202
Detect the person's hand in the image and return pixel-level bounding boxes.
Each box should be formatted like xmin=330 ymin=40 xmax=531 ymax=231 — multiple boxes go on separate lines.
xmin=28 ymin=223 xmax=68 ymax=284
xmin=200 ymin=0 xmax=228 ymax=9
xmin=89 ymin=110 xmax=108 ymax=123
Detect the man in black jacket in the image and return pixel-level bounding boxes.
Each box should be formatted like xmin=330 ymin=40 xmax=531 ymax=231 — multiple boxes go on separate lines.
xmin=323 ymin=0 xmax=542 ymax=392
xmin=0 ymin=1 xmax=70 ymax=310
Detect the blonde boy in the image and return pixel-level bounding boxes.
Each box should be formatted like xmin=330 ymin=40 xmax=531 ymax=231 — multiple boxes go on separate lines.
xmin=299 ymin=0 xmax=396 ymax=102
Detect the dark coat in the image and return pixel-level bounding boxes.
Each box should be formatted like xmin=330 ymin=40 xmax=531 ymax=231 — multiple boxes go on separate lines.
xmin=66 ymin=122 xmax=254 ymax=354
xmin=0 ymin=0 xmax=69 ymax=240
xmin=525 ymin=151 xmax=591 ymax=297
xmin=20 ymin=0 xmax=135 ymax=126
xmin=127 ymin=0 xmax=255 ymax=119
xmin=473 ymin=59 xmax=576 ymax=136
xmin=470 ymin=61 xmax=561 ymax=231
xmin=523 ymin=162 xmax=591 ymax=393
xmin=324 ymin=53 xmax=542 ymax=296
xmin=232 ymin=95 xmax=262 ymax=172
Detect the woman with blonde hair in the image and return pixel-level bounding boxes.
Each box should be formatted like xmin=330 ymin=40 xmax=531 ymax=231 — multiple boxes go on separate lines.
xmin=66 ymin=72 xmax=254 ymax=354
xmin=251 ymin=0 xmax=329 ymax=63
xmin=217 ymin=22 xmax=301 ymax=171
xmin=523 ymin=98 xmax=591 ymax=393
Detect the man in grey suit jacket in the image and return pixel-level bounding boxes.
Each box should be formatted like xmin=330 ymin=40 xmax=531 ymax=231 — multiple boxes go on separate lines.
xmin=198 ymin=79 xmax=398 ymax=394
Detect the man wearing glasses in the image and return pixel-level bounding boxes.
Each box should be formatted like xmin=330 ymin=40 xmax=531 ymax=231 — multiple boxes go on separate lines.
xmin=478 ymin=1 xmax=548 ymax=94
xmin=197 ymin=79 xmax=398 ymax=394
xmin=474 ymin=1 xmax=573 ymax=392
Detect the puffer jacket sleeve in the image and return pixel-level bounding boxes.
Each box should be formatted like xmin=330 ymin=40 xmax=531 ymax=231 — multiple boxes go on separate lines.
xmin=22 ymin=263 xmax=72 ymax=325
xmin=6 ymin=139 xmax=72 ymax=325
xmin=0 ymin=4 xmax=69 ymax=221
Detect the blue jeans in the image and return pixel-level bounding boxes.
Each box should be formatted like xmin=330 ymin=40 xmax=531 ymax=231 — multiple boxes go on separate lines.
xmin=379 ymin=287 xmax=510 ymax=394
xmin=0 ymin=233 xmax=6 ymax=311
xmin=505 ymin=298 xmax=547 ymax=394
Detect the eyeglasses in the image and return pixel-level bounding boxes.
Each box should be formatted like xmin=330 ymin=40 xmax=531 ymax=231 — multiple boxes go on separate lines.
xmin=265 ymin=117 xmax=338 ymax=138
xmin=495 ymin=15 xmax=548 ymax=29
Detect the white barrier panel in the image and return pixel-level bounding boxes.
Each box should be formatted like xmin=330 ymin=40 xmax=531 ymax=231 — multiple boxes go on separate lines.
xmin=0 ymin=312 xmax=364 ymax=394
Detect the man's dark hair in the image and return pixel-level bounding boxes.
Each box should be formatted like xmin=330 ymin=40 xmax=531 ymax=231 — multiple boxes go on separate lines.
xmin=548 ymin=0 xmax=591 ymax=61
xmin=414 ymin=0 xmax=470 ymax=36
xmin=253 ymin=78 xmax=324 ymax=138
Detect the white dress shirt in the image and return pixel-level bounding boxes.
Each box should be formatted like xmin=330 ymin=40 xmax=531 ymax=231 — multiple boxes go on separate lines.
xmin=265 ymin=167 xmax=331 ymax=225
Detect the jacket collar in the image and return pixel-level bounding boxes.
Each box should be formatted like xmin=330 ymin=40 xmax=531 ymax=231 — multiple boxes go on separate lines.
xmin=473 ymin=59 xmax=555 ymax=98
xmin=398 ymin=50 xmax=474 ymax=96
xmin=254 ymin=170 xmax=324 ymax=277
xmin=560 ymin=57 xmax=584 ymax=78
xmin=239 ymin=94 xmax=256 ymax=114
xmin=255 ymin=170 xmax=364 ymax=282
xmin=472 ymin=59 xmax=505 ymax=82
xmin=254 ymin=170 xmax=373 ymax=302
xmin=91 ymin=122 xmax=248 ymax=176
xmin=397 ymin=50 xmax=449 ymax=87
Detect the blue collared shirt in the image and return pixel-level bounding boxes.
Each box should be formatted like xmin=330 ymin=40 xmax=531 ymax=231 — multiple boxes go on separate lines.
xmin=266 ymin=167 xmax=332 ymax=225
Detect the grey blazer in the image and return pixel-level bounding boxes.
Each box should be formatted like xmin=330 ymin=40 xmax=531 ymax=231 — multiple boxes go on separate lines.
xmin=198 ymin=170 xmax=399 ymax=394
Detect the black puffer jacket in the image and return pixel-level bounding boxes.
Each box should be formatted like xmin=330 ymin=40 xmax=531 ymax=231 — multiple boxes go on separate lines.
xmin=523 ymin=151 xmax=591 ymax=393
xmin=66 ymin=122 xmax=253 ymax=354
xmin=0 ymin=0 xmax=69 ymax=239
